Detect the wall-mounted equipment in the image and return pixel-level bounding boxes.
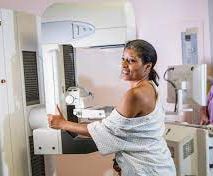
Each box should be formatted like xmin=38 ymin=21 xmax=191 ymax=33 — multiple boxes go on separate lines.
xmin=41 ymin=1 xmax=136 ymax=47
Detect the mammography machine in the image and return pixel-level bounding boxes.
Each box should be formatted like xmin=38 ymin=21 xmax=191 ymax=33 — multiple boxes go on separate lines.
xmin=24 ymin=2 xmax=136 ymax=176
xmin=31 ymin=86 xmax=113 ymax=155
xmin=164 ymin=64 xmax=213 ymax=175
xmin=29 ymin=1 xmax=136 ymax=157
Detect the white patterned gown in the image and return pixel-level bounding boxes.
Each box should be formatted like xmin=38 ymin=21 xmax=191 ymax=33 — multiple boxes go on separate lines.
xmin=87 ymin=83 xmax=176 ymax=176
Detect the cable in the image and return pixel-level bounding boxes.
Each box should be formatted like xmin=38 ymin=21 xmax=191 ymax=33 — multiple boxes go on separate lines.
xmin=163 ymin=67 xmax=178 ymax=112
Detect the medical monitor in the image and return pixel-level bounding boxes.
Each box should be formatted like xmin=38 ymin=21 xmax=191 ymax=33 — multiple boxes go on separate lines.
xmin=166 ymin=64 xmax=207 ymax=107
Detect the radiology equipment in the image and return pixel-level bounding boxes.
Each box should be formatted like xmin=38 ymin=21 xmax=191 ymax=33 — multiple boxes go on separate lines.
xmin=30 ymin=86 xmax=113 ymax=155
xmin=164 ymin=64 xmax=213 ymax=175
xmin=165 ymin=122 xmax=213 ymax=176
xmin=65 ymin=86 xmax=112 ymax=121
xmin=29 ymin=0 xmax=136 ymax=157
xmin=165 ymin=64 xmax=207 ymax=115
xmin=29 ymin=45 xmax=111 ymax=155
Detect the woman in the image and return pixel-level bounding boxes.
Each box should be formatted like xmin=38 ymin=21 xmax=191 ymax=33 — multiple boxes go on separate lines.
xmin=48 ymin=39 xmax=176 ymax=176
xmin=200 ymin=85 xmax=213 ymax=125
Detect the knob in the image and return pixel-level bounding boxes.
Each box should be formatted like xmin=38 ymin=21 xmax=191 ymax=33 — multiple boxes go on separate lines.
xmin=1 ymin=79 xmax=6 ymax=84
xmin=65 ymin=95 xmax=74 ymax=105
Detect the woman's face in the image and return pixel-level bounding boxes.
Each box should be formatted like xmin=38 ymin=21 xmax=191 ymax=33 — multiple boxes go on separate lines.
xmin=121 ymin=48 xmax=150 ymax=81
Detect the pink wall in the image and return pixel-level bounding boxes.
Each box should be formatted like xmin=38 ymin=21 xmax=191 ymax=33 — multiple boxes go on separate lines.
xmin=76 ymin=47 xmax=128 ymax=106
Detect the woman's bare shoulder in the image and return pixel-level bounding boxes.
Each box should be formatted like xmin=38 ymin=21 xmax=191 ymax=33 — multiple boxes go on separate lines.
xmin=116 ymin=83 xmax=156 ymax=118
xmin=116 ymin=86 xmax=147 ymax=118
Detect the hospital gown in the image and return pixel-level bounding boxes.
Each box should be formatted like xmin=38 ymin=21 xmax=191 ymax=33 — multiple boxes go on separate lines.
xmin=87 ymin=83 xmax=176 ymax=176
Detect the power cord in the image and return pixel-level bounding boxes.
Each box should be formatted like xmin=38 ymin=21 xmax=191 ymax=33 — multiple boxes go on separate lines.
xmin=163 ymin=67 xmax=178 ymax=112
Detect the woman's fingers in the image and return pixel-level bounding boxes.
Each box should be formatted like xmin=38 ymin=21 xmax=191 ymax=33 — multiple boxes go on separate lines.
xmin=200 ymin=118 xmax=209 ymax=125
xmin=47 ymin=114 xmax=57 ymax=128
xmin=47 ymin=114 xmax=52 ymax=119
xmin=47 ymin=113 xmax=65 ymax=129
xmin=47 ymin=114 xmax=53 ymax=123
xmin=47 ymin=105 xmax=66 ymax=129
xmin=56 ymin=104 xmax=63 ymax=117
xmin=47 ymin=114 xmax=53 ymax=127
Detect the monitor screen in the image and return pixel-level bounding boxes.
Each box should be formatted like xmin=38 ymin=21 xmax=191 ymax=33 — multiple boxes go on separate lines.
xmin=166 ymin=64 xmax=207 ymax=107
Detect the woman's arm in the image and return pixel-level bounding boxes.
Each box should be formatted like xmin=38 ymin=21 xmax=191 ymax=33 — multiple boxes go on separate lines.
xmin=48 ymin=106 xmax=91 ymax=137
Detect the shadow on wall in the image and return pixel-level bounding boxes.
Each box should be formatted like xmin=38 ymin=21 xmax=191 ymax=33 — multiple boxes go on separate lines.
xmin=78 ymin=75 xmax=127 ymax=106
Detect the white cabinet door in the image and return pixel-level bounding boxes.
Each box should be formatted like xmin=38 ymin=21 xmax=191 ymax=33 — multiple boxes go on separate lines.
xmin=0 ymin=9 xmax=29 ymax=176
xmin=0 ymin=10 xmax=14 ymax=176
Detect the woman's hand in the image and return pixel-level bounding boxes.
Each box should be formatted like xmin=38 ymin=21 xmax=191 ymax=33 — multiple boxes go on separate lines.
xmin=200 ymin=114 xmax=209 ymax=125
xmin=200 ymin=106 xmax=209 ymax=125
xmin=48 ymin=105 xmax=67 ymax=129
xmin=48 ymin=105 xmax=90 ymax=136
xmin=113 ymin=159 xmax=121 ymax=176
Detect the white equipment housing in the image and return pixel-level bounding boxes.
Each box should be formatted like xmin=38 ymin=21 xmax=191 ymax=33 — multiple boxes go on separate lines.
xmin=41 ymin=1 xmax=136 ymax=47
xmin=65 ymin=86 xmax=110 ymax=120
xmin=165 ymin=123 xmax=213 ymax=176
xmin=65 ymin=86 xmax=93 ymax=109
xmin=73 ymin=108 xmax=105 ymax=119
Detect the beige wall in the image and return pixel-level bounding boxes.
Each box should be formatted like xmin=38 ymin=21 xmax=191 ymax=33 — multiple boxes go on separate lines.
xmin=56 ymin=153 xmax=114 ymax=176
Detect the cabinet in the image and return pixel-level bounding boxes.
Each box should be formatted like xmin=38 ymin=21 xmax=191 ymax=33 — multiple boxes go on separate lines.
xmin=0 ymin=10 xmax=13 ymax=176
xmin=0 ymin=9 xmax=29 ymax=176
